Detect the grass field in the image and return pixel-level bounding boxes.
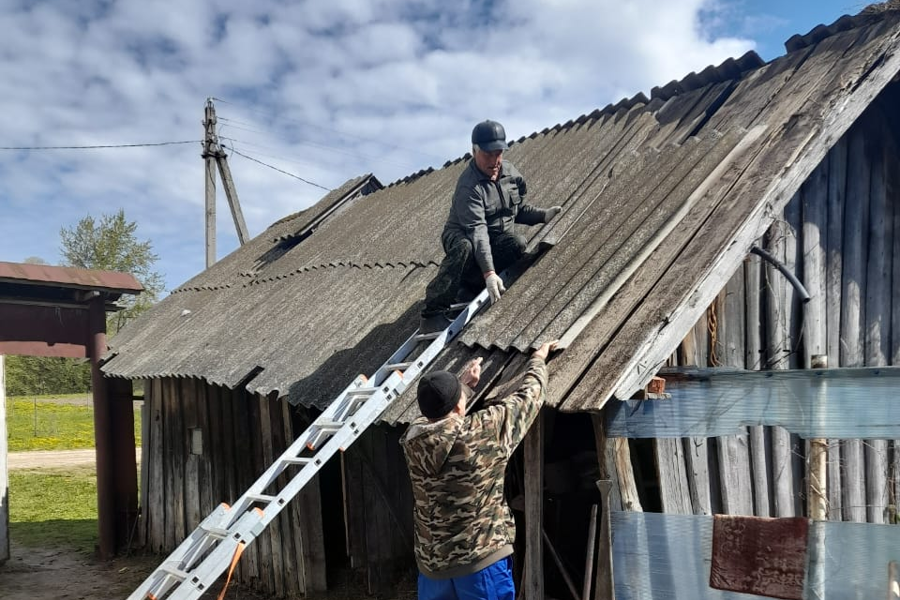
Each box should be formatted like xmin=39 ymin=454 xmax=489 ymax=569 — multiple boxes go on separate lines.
xmin=8 ymin=465 xmax=99 ymax=553
xmin=5 ymin=394 xmax=142 ymax=451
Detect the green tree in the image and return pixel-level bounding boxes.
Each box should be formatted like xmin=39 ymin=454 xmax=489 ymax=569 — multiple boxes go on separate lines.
xmin=60 ymin=208 xmax=165 ymax=335
xmin=3 ymin=210 xmax=165 ymax=397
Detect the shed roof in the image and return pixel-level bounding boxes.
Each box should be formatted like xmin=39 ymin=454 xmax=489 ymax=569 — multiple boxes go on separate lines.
xmin=102 ymin=9 xmax=900 ymax=422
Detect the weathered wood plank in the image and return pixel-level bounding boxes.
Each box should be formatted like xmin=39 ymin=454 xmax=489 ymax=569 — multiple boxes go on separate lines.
xmin=363 ymin=428 xmax=392 ymax=594
xmin=182 ymin=378 xmax=201 ymax=533
xmin=866 ymin=125 xmax=891 ymax=524
xmin=591 ymin=414 xmax=623 ymax=514
xmin=146 ymin=380 xmax=164 ymax=551
xmin=194 ymin=381 xmax=214 ymax=519
xmin=614 ymin=437 xmax=643 ymax=512
xmin=718 ymin=269 xmax=754 ymax=515
xmin=523 ymin=410 xmax=544 ymax=600
xmin=744 ymin=250 xmax=772 ymax=516
xmin=231 ymin=389 xmax=257 ymax=584
xmin=682 ymin=437 xmax=712 ymax=516
xmin=764 ymin=208 xmax=799 ymax=518
xmin=245 ymin=394 xmax=269 ymax=591
xmin=654 ymin=438 xmax=692 ymax=514
xmin=785 ymin=193 xmax=807 ymax=516
xmin=842 ymin=122 xmax=870 ymax=523
xmin=272 ymin=400 xmax=301 ymax=596
xmin=163 ymin=378 xmax=185 ymax=549
xmin=802 ymin=156 xmax=830 ymax=521
xmin=258 ymin=395 xmax=284 ymax=597
xmin=825 ymin=135 xmax=847 ymax=521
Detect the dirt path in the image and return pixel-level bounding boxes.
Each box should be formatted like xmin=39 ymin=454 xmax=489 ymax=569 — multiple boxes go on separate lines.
xmin=7 ymin=448 xmax=141 ymax=470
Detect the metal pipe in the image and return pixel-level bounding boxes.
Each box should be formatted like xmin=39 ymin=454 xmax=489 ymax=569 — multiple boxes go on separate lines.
xmin=749 ymin=246 xmax=811 ymax=303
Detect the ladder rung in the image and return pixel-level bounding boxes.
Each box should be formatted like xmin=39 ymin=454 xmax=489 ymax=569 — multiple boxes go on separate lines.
xmin=384 ymin=362 xmax=412 ymax=371
xmin=198 ymin=525 xmax=230 ymax=538
xmin=158 ymin=563 xmax=190 ymax=581
xmin=317 ymin=421 xmax=342 ymax=431
xmin=247 ymin=494 xmax=276 ymax=504
xmin=414 ymin=331 xmax=443 ymax=341
xmin=282 ymin=457 xmax=312 ymax=466
xmin=346 ymin=387 xmax=377 ymax=398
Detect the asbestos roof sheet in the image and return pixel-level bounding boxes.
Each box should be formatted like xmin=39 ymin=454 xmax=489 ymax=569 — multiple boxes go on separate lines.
xmin=103 ymin=10 xmax=900 ymax=420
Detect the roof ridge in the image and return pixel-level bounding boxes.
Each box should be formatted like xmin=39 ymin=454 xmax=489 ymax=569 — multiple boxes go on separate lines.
xmin=784 ymin=11 xmax=883 ymax=54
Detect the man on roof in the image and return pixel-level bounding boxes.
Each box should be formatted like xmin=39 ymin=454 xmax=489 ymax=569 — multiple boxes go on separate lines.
xmin=401 ymin=339 xmax=559 ymax=600
xmin=419 ymin=119 xmax=562 ymax=333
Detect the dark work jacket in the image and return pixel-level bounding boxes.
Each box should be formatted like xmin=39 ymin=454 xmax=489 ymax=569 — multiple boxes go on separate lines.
xmin=441 ymin=159 xmax=547 ymax=273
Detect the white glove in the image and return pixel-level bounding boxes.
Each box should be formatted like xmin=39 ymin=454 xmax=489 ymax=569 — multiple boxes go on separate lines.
xmin=484 ymin=271 xmax=506 ymax=304
xmin=544 ymin=205 xmax=563 ymax=222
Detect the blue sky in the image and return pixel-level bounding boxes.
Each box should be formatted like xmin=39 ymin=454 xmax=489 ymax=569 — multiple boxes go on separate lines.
xmin=0 ymin=0 xmax=868 ymax=294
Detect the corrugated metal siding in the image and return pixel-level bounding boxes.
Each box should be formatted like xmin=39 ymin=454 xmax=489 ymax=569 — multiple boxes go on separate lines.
xmin=103 ymin=11 xmax=900 ymax=418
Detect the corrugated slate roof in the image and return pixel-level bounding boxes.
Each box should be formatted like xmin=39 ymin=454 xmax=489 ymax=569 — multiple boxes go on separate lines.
xmin=103 ymin=10 xmax=900 ymax=420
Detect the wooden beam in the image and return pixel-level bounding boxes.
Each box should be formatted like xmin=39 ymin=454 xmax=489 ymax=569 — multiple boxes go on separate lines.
xmin=523 ymin=410 xmax=544 ymax=600
xmin=594 ymin=481 xmax=615 ymax=600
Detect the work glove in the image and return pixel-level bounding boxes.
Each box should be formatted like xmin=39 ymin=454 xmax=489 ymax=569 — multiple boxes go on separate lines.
xmin=484 ymin=271 xmax=506 ymax=304
xmin=544 ymin=205 xmax=563 ymax=222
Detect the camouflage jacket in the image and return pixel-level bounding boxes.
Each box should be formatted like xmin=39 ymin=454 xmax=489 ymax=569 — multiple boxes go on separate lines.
xmin=400 ymin=357 xmax=549 ymax=579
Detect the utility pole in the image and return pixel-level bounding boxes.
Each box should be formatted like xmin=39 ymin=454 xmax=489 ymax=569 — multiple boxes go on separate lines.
xmin=201 ymin=98 xmax=249 ymax=268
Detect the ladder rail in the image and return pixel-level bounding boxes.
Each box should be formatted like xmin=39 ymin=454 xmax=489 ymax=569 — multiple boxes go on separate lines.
xmin=128 ymin=288 xmax=490 ymax=600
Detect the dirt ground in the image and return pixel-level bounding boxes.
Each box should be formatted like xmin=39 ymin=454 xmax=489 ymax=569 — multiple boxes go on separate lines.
xmin=1 ymin=450 xmax=414 ymax=600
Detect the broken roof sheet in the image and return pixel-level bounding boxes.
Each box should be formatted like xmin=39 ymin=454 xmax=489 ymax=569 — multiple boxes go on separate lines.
xmin=103 ymin=10 xmax=900 ymax=420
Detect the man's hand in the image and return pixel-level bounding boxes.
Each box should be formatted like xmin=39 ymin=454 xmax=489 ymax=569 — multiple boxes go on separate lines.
xmin=460 ymin=357 xmax=483 ymax=388
xmin=484 ymin=271 xmax=506 ymax=304
xmin=544 ymin=206 xmax=563 ymax=222
xmin=533 ymin=340 xmax=560 ymax=361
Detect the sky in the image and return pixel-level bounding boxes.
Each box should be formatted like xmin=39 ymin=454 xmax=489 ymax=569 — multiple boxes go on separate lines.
xmin=0 ymin=0 xmax=869 ymax=294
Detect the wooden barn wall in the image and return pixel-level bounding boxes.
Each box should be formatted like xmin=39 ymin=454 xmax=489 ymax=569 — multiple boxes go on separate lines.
xmin=140 ymin=378 xmax=326 ymax=597
xmin=342 ymin=425 xmax=415 ymax=594
xmin=634 ymin=100 xmax=900 ymax=524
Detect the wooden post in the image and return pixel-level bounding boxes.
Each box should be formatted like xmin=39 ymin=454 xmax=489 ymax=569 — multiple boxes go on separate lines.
xmin=595 ymin=481 xmax=615 ymax=600
xmin=523 ymin=410 xmax=544 ymax=600
xmin=203 ymin=99 xmax=217 ymax=268
xmin=0 ymin=354 xmax=8 ymax=565
xmin=766 ymin=214 xmax=797 ymax=517
xmin=745 ymin=250 xmax=771 ymax=516
xmin=825 ymin=136 xmax=846 ymax=520
xmin=109 ymin=378 xmax=138 ymax=551
xmin=841 ymin=124 xmax=870 ymax=523
xmin=802 ymin=156 xmax=829 ymax=524
xmin=865 ymin=131 xmax=891 ymax=524
xmin=89 ymin=295 xmax=115 ymax=559
xmin=582 ymin=504 xmax=598 ymax=600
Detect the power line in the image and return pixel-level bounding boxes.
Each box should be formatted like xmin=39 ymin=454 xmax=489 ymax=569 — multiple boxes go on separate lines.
xmin=0 ymin=140 xmax=200 ymax=150
xmin=227 ymin=145 xmax=331 ymax=191
xmin=211 ymin=96 xmax=446 ymax=162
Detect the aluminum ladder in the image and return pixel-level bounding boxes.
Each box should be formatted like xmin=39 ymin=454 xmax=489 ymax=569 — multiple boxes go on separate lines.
xmin=127 ymin=289 xmax=489 ymax=600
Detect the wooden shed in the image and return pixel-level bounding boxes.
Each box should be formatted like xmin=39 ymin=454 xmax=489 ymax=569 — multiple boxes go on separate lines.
xmin=103 ymin=6 xmax=900 ymax=598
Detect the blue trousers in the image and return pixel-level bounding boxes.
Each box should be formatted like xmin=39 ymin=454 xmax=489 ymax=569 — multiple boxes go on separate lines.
xmin=418 ymin=556 xmax=515 ymax=600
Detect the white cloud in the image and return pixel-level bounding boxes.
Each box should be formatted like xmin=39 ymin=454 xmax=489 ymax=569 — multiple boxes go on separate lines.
xmin=0 ymin=0 xmax=785 ymax=292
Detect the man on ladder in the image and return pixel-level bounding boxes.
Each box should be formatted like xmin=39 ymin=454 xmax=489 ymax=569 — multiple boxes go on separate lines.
xmin=419 ymin=120 xmax=562 ymax=333
xmin=401 ymin=339 xmax=559 ymax=600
